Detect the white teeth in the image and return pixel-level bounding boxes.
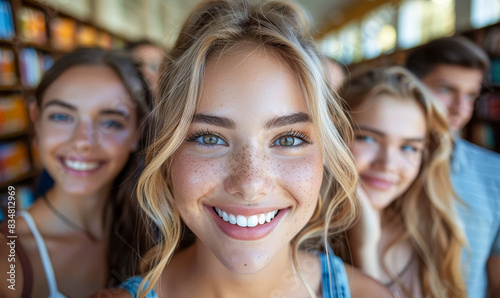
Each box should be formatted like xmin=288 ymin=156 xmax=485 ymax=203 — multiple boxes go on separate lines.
xmin=229 ymin=214 xmax=237 ymax=225
xmin=247 ymin=215 xmax=258 ymax=227
xmin=258 ymin=214 xmax=266 ymax=225
xmin=236 ymin=215 xmax=247 ymax=227
xmin=64 ymin=159 xmax=100 ymax=171
xmin=213 ymin=207 xmax=279 ymax=228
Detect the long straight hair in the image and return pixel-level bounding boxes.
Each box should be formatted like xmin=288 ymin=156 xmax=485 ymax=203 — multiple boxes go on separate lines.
xmin=136 ymin=0 xmax=359 ymax=296
xmin=34 ymin=48 xmax=153 ymax=285
xmin=343 ymin=67 xmax=466 ymax=297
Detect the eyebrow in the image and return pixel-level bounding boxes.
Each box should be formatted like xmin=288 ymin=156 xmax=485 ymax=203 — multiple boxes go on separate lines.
xmin=192 ymin=112 xmax=312 ymax=129
xmin=265 ymin=112 xmax=311 ymax=129
xmin=43 ymin=99 xmax=76 ymax=110
xmin=43 ymin=99 xmax=130 ymax=119
xmin=192 ymin=114 xmax=235 ymax=128
xmin=100 ymin=109 xmax=130 ymax=119
xmin=358 ymin=126 xmax=425 ymax=142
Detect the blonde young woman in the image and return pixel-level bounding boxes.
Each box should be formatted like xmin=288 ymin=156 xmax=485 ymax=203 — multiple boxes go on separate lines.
xmin=94 ymin=0 xmax=392 ymax=297
xmin=342 ymin=67 xmax=466 ymax=297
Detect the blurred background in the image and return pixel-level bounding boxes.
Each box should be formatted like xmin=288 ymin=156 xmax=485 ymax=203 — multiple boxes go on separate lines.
xmin=0 ymin=0 xmax=499 ymax=215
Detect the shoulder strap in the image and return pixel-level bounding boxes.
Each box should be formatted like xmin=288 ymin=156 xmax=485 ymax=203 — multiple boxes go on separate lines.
xmin=19 ymin=210 xmax=61 ymax=296
xmin=0 ymin=222 xmax=33 ymax=298
xmin=320 ymin=251 xmax=351 ymax=298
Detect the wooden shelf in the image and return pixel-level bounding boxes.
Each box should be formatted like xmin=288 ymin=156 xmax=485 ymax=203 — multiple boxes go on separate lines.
xmin=0 ymin=84 xmax=22 ymax=91
xmin=0 ymin=129 xmax=29 ymax=140
xmin=0 ymin=169 xmax=39 ymax=190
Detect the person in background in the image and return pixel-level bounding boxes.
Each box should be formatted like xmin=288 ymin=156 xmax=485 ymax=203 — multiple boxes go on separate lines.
xmin=94 ymin=0 xmax=392 ymax=297
xmin=0 ymin=48 xmax=153 ymax=297
xmin=127 ymin=40 xmax=164 ymax=94
xmin=342 ymin=67 xmax=466 ymax=297
xmin=406 ymin=36 xmax=500 ymax=297
xmin=325 ymin=56 xmax=348 ymax=90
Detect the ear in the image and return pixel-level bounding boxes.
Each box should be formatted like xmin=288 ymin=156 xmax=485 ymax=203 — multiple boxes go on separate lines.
xmin=28 ymin=100 xmax=39 ymax=123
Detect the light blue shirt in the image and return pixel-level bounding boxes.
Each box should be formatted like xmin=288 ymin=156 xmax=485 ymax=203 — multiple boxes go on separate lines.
xmin=119 ymin=250 xmax=350 ymax=298
xmin=452 ymin=138 xmax=500 ymax=297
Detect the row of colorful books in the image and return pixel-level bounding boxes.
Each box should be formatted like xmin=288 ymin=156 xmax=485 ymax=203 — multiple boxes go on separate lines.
xmin=0 ymin=141 xmax=31 ymax=185
xmin=19 ymin=47 xmax=53 ymax=87
xmin=477 ymin=93 xmax=500 ymax=121
xmin=0 ymin=96 xmax=29 ymax=137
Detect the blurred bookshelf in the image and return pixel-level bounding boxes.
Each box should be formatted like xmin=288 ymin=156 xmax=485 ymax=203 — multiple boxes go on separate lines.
xmin=0 ymin=0 xmax=131 ymax=219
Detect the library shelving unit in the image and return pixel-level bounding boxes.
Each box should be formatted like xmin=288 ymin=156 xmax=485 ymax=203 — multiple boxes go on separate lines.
xmin=0 ymin=0 xmax=130 ymax=220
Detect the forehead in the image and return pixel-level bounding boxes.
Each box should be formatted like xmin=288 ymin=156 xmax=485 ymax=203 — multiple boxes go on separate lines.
xmin=198 ymin=44 xmax=307 ymax=119
xmin=42 ymin=65 xmax=134 ymax=110
xmin=352 ymin=94 xmax=427 ymax=138
xmin=426 ymin=64 xmax=483 ymax=89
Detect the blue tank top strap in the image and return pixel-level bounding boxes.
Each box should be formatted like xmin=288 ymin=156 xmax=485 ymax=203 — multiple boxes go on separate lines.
xmin=318 ymin=251 xmax=351 ymax=298
xmin=119 ymin=276 xmax=158 ymax=298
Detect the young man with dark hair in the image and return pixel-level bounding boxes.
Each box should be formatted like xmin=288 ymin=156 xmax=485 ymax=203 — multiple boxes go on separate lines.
xmin=407 ymin=36 xmax=500 ymax=297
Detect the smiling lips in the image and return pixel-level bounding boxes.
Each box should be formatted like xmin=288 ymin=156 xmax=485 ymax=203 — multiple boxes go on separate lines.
xmin=60 ymin=158 xmax=103 ymax=176
xmin=214 ymin=207 xmax=279 ymax=228
xmin=208 ymin=205 xmax=286 ymax=240
xmin=361 ymin=174 xmax=396 ymax=190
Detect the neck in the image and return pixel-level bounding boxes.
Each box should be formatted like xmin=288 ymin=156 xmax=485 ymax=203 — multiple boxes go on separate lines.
xmin=43 ymin=184 xmax=112 ymax=240
xmin=164 ymin=240 xmax=314 ymax=297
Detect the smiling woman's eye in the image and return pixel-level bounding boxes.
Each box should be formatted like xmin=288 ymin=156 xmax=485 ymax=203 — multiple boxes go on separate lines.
xmin=101 ymin=119 xmax=124 ymax=130
xmin=401 ymin=144 xmax=419 ymax=153
xmin=355 ymin=135 xmax=375 ymax=143
xmin=272 ymin=131 xmax=311 ymax=148
xmin=187 ymin=131 xmax=227 ymax=146
xmin=49 ymin=113 xmax=72 ymax=122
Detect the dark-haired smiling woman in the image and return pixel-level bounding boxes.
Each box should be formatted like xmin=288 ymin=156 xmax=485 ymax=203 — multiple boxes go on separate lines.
xmin=0 ymin=49 xmax=152 ymax=297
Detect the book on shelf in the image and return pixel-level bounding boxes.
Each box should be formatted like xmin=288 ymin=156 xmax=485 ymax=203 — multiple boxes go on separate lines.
xmin=0 ymin=96 xmax=29 ymax=136
xmin=18 ymin=6 xmax=47 ymax=45
xmin=0 ymin=0 xmax=15 ymax=40
xmin=19 ymin=47 xmax=53 ymax=87
xmin=50 ymin=17 xmax=76 ymax=51
xmin=470 ymin=122 xmax=496 ymax=150
xmin=0 ymin=47 xmax=16 ymax=86
xmin=477 ymin=93 xmax=500 ymax=121
xmin=77 ymin=25 xmax=97 ymax=47
xmin=0 ymin=141 xmax=31 ymax=184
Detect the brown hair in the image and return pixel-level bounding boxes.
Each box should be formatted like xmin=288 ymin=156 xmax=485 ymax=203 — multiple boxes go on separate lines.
xmin=343 ymin=66 xmax=466 ymax=297
xmin=34 ymin=48 xmax=153 ymax=285
xmin=406 ymin=36 xmax=490 ymax=79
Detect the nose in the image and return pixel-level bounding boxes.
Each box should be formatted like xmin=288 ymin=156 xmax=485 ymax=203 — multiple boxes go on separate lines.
xmin=71 ymin=121 xmax=98 ymax=156
xmin=223 ymin=146 xmax=273 ymax=202
xmin=372 ymin=145 xmax=399 ymax=173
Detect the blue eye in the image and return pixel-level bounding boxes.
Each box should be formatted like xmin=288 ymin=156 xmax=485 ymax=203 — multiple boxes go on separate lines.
xmin=355 ymin=135 xmax=375 ymax=143
xmin=49 ymin=113 xmax=72 ymax=122
xmin=401 ymin=145 xmax=418 ymax=153
xmin=187 ymin=131 xmax=227 ymax=146
xmin=101 ymin=120 xmax=124 ymax=129
xmin=272 ymin=136 xmax=304 ymax=147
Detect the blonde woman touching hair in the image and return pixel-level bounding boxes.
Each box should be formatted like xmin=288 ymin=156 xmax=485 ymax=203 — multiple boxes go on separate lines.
xmin=343 ymin=67 xmax=466 ymax=297
xmin=93 ymin=0 xmax=391 ymax=297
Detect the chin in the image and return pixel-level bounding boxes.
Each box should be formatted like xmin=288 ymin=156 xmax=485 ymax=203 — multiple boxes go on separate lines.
xmin=213 ymin=246 xmax=275 ymax=274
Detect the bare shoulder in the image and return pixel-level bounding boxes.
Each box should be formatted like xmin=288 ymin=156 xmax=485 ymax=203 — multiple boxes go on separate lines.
xmin=89 ymin=288 xmax=132 ymax=298
xmin=344 ymin=263 xmax=393 ymax=298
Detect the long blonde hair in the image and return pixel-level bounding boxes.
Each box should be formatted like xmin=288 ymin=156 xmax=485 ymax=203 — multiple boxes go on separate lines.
xmin=344 ymin=67 xmax=466 ymax=297
xmin=136 ymin=0 xmax=359 ymax=296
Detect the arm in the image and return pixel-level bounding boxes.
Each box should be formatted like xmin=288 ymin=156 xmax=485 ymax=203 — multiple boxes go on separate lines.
xmin=345 ymin=263 xmax=393 ymax=298
xmin=487 ymin=256 xmax=500 ymax=297
xmin=347 ymin=187 xmax=384 ymax=281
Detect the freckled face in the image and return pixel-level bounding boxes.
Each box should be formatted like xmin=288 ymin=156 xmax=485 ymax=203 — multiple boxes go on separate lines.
xmin=36 ymin=66 xmax=138 ymax=196
xmin=170 ymin=45 xmax=324 ymax=274
xmin=350 ymin=95 xmax=426 ymax=210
